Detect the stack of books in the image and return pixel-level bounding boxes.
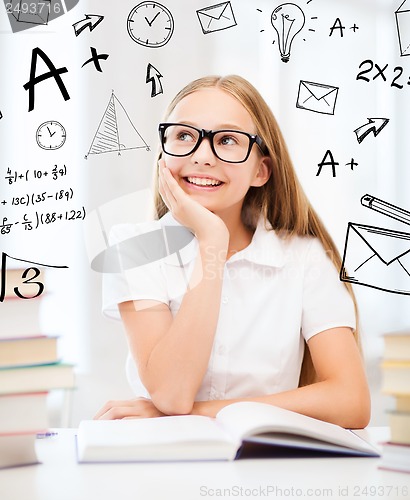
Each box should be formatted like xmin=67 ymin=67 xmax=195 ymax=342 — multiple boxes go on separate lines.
xmin=379 ymin=330 xmax=410 ymax=473
xmin=0 ymin=266 xmax=75 ymax=468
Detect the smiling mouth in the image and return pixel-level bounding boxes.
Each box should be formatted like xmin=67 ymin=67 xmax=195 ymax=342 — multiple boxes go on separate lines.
xmin=185 ymin=176 xmax=223 ymax=187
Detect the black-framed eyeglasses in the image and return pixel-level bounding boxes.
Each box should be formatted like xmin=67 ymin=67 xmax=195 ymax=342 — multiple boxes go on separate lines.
xmin=158 ymin=123 xmax=267 ymax=164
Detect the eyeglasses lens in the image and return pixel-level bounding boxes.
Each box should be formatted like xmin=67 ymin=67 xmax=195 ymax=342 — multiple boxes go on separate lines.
xmin=162 ymin=125 xmax=251 ymax=163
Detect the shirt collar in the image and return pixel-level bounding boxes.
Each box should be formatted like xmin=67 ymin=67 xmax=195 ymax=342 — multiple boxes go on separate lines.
xmin=228 ymin=218 xmax=286 ymax=268
xmin=159 ymin=212 xmax=285 ymax=268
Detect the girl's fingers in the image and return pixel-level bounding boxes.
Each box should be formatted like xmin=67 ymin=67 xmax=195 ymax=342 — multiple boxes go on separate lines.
xmin=98 ymin=406 xmax=140 ymax=420
xmin=158 ymin=173 xmax=171 ymax=211
xmin=158 ymin=162 xmax=173 ymax=210
xmin=94 ymin=398 xmax=164 ymax=420
xmin=159 ymin=162 xmax=178 ymax=207
xmin=93 ymin=399 xmax=136 ymax=419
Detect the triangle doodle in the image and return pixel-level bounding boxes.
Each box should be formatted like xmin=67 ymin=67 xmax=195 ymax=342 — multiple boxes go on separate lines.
xmin=86 ymin=91 xmax=150 ymax=158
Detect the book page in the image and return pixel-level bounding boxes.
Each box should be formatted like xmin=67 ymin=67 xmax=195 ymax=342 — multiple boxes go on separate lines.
xmin=216 ymin=402 xmax=378 ymax=455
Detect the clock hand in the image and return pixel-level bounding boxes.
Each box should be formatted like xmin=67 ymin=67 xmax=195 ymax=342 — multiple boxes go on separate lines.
xmin=145 ymin=12 xmax=160 ymax=27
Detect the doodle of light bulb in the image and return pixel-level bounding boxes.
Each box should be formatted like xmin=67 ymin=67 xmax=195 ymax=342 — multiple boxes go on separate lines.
xmin=271 ymin=3 xmax=305 ymax=63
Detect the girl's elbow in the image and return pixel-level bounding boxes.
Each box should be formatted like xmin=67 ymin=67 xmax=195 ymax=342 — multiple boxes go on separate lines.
xmin=339 ymin=384 xmax=371 ymax=429
xmin=351 ymin=393 xmax=371 ymax=429
xmin=151 ymin=390 xmax=194 ymax=416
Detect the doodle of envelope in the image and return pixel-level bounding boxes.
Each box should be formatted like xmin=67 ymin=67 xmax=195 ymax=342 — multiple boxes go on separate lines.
xmin=340 ymin=223 xmax=410 ymax=295
xmin=196 ymin=2 xmax=237 ymax=34
xmin=296 ymin=81 xmax=339 ymax=115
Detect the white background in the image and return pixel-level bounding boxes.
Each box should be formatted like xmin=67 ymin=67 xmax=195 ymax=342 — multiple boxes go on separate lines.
xmin=0 ymin=0 xmax=409 ymax=425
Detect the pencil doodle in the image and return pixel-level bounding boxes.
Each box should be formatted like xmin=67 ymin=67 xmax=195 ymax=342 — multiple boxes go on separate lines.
xmin=85 ymin=91 xmax=150 ymax=158
xmin=396 ymin=0 xmax=410 ymax=57
xmin=271 ymin=3 xmax=305 ymax=62
xmin=340 ymin=196 xmax=410 ymax=296
xmin=0 ymin=110 xmax=3 ymax=120
xmin=4 ymin=0 xmax=80 ymax=33
xmin=296 ymin=80 xmax=339 ymax=115
xmin=81 ymin=47 xmax=109 ymax=73
xmin=196 ymin=2 xmax=237 ymax=35
xmin=146 ymin=63 xmax=163 ymax=97
xmin=73 ymin=14 xmax=104 ymax=36
xmin=361 ymin=194 xmax=410 ymax=226
xmin=36 ymin=120 xmax=66 ymax=150
xmin=354 ymin=118 xmax=389 ymax=144
xmin=127 ymin=2 xmax=174 ymax=48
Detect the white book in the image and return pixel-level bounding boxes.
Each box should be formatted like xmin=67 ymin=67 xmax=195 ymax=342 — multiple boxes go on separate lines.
xmin=77 ymin=402 xmax=379 ymax=463
xmin=0 ymin=433 xmax=39 ymax=469
xmin=0 ymin=392 xmax=49 ymax=433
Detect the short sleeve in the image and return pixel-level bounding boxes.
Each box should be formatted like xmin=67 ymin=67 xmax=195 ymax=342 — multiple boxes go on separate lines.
xmin=102 ymin=223 xmax=169 ymax=321
xmin=301 ymin=238 xmax=356 ymax=341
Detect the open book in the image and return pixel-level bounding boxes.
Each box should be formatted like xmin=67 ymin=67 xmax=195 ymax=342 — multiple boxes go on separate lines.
xmin=77 ymin=402 xmax=379 ymax=462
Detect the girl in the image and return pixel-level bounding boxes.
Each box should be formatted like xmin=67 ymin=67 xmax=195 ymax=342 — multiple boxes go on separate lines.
xmin=97 ymin=75 xmax=370 ymax=428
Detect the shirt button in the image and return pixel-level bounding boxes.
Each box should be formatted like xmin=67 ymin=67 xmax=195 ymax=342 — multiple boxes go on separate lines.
xmin=222 ymin=296 xmax=229 ymax=304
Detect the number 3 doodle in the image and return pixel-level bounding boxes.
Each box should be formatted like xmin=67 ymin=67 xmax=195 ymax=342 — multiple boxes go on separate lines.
xmin=0 ymin=252 xmax=68 ymax=302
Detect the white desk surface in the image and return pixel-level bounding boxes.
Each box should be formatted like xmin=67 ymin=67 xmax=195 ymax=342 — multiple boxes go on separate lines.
xmin=1 ymin=427 xmax=409 ymax=500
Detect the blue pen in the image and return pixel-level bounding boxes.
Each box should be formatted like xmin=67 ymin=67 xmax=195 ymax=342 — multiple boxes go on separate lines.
xmin=36 ymin=431 xmax=58 ymax=439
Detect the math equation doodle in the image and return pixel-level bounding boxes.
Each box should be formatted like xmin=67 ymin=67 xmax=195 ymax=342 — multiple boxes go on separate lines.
xmin=0 ymin=252 xmax=68 ymax=302
xmin=85 ymin=91 xmax=150 ymax=158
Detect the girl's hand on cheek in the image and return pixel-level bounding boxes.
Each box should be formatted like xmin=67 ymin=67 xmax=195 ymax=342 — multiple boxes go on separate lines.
xmin=158 ymin=159 xmax=229 ymax=243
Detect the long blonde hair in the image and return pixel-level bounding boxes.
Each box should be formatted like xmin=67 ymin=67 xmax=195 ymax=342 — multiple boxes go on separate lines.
xmin=154 ymin=75 xmax=360 ymax=386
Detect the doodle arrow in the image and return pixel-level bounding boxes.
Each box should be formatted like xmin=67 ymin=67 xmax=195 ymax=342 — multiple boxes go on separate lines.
xmin=146 ymin=63 xmax=163 ymax=98
xmin=73 ymin=15 xmax=104 ymax=37
xmin=354 ymin=118 xmax=390 ymax=144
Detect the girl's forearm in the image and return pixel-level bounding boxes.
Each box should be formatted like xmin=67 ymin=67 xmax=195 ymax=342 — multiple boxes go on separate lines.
xmin=143 ymin=237 xmax=228 ymax=415
xmin=191 ymin=378 xmax=371 ymax=429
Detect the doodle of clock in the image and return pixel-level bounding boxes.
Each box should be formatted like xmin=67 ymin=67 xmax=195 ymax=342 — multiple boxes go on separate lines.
xmin=127 ymin=2 xmax=174 ymax=48
xmin=36 ymin=121 xmax=66 ymax=150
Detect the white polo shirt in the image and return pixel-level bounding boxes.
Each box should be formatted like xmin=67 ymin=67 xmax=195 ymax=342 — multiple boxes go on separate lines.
xmin=102 ymin=212 xmax=356 ymax=401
